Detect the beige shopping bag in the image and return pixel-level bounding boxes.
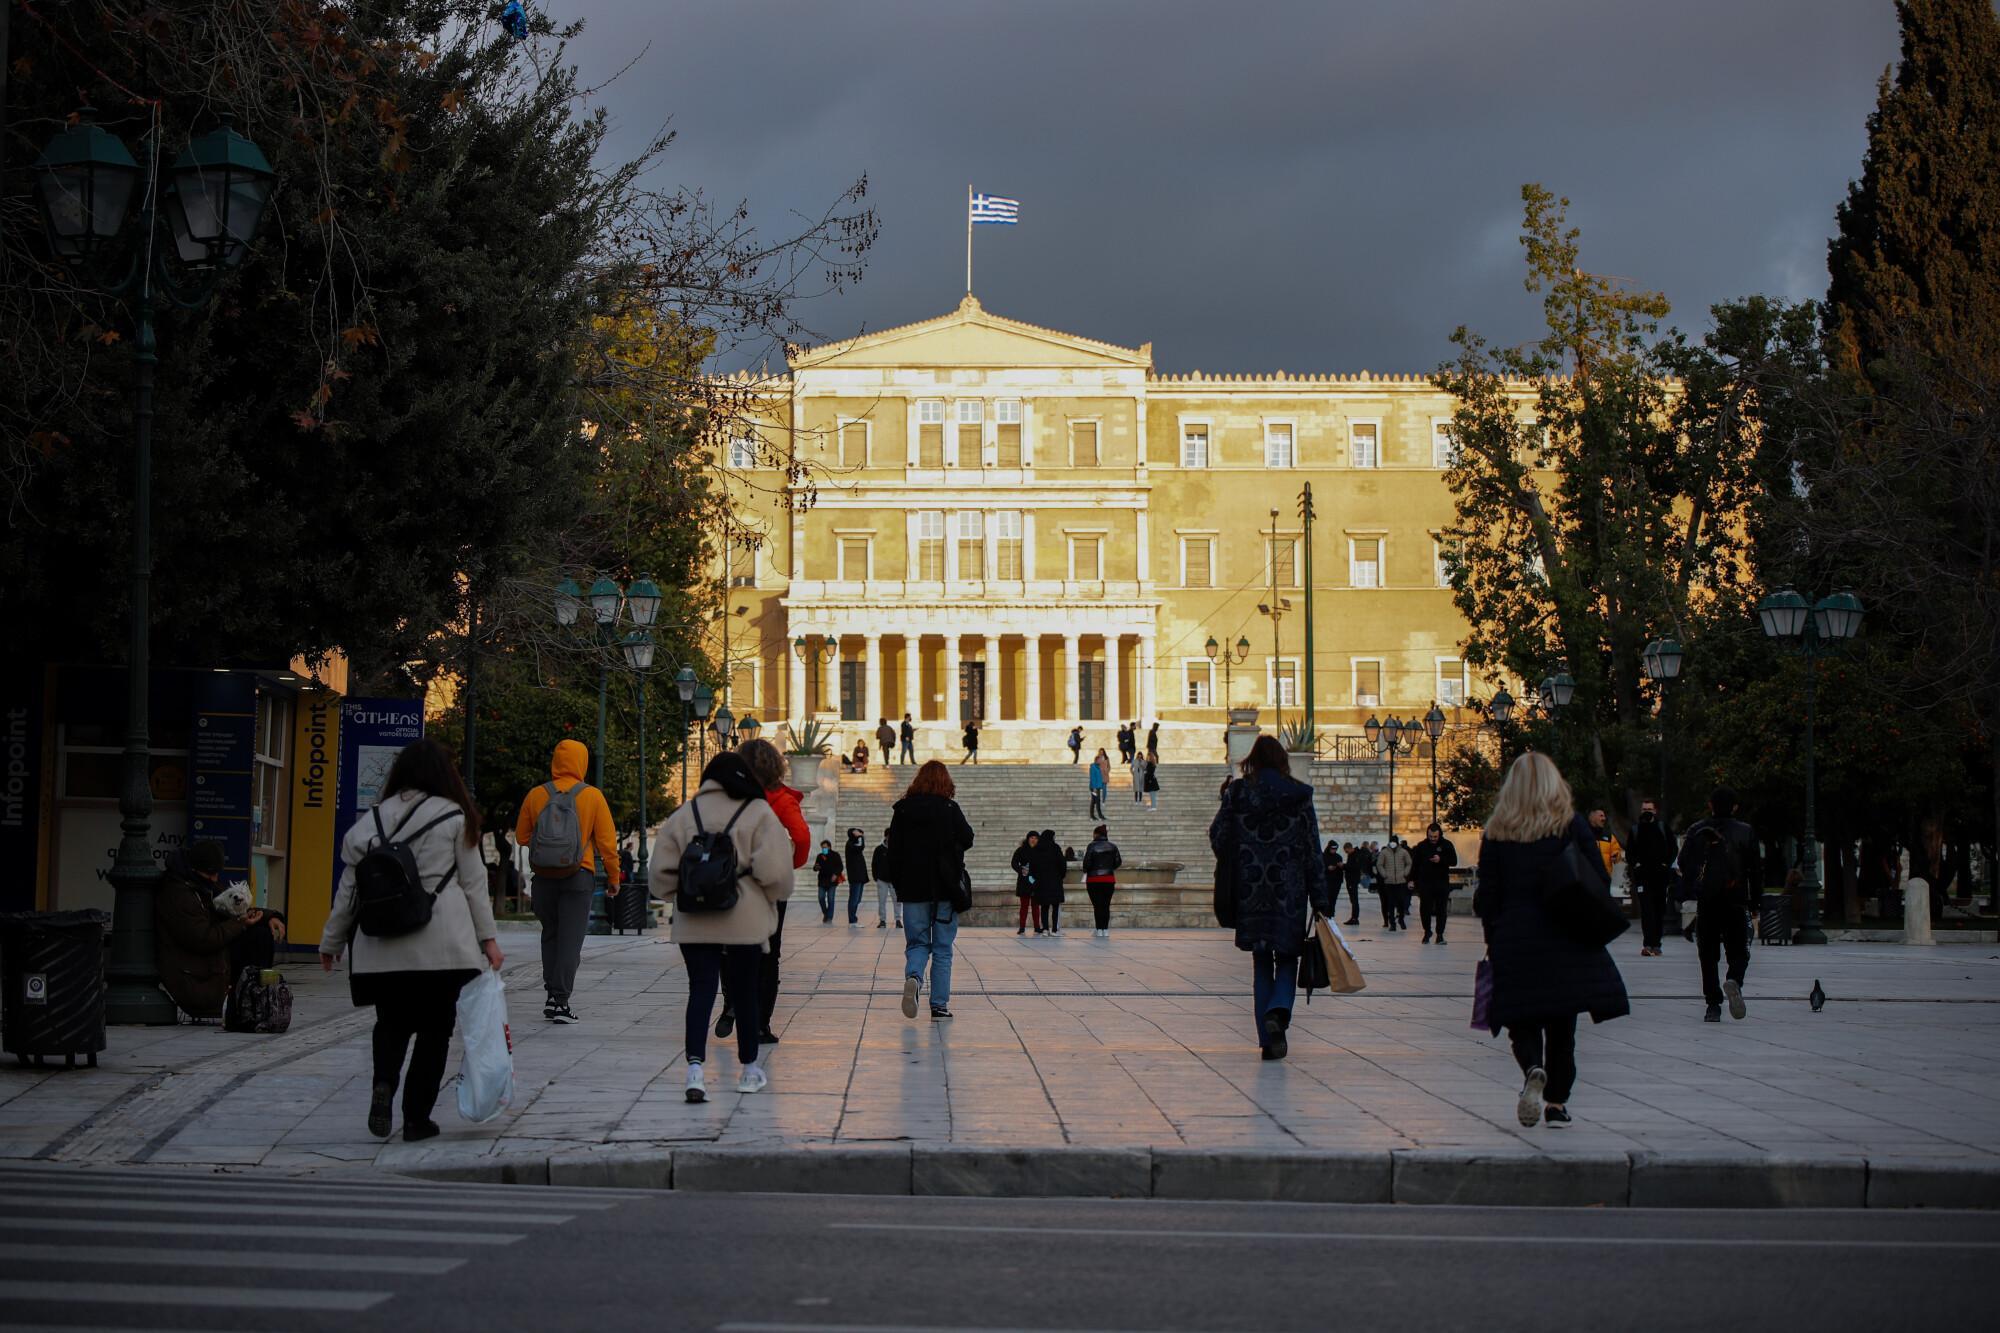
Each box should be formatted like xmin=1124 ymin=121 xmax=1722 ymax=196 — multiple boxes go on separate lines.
xmin=1316 ymin=916 xmax=1367 ymax=994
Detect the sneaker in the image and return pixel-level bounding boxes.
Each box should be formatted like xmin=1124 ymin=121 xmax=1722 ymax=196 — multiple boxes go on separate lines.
xmin=930 ymin=1005 xmax=953 ymax=1020
xmin=736 ymin=1064 xmax=768 ymax=1094
xmin=1344 ymin=918 xmax=1360 ymax=926
xmin=1435 ymin=936 xmax=1447 ymax=945
xmin=1517 ymin=1066 xmax=1547 ymax=1127
xmin=1421 ymin=931 xmax=1432 ymax=943
xmin=1704 ymin=1003 xmax=1722 ymax=1023
xmin=549 ymin=1004 xmax=578 ymax=1025
xmin=1050 ymin=928 xmax=1061 ymax=936
xmin=1262 ymin=1015 xmax=1288 ymax=1060
xmin=1724 ymin=979 xmax=1747 ymax=1020
xmin=1034 ymin=928 xmax=1045 ymax=936
xmin=402 ymin=1118 xmax=441 ymax=1143
xmin=714 ymin=1008 xmax=736 ymax=1040
xmin=367 ymin=1083 xmax=394 ymax=1139
xmin=901 ymin=975 xmax=920 ymax=1020
xmin=1545 ymin=1106 xmax=1573 ymax=1127
xmin=757 ymin=1029 xmax=779 ymax=1045
xmin=1017 ymin=926 xmax=1026 ymax=935
xmin=684 ymin=1063 xmax=706 ymax=1104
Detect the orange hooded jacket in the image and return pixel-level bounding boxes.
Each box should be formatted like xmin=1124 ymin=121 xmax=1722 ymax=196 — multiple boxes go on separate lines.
xmin=514 ymin=739 xmax=620 ymax=885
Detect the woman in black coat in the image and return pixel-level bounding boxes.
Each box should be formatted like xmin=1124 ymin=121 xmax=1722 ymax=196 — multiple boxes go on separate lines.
xmin=1208 ymin=737 xmax=1330 ymax=1060
xmin=1012 ymin=831 xmax=1044 ymax=934
xmin=884 ymin=762 xmax=976 ymax=1020
xmin=1031 ymin=827 xmax=1067 ymax=934
xmin=1473 ymin=751 xmax=1631 ymax=1128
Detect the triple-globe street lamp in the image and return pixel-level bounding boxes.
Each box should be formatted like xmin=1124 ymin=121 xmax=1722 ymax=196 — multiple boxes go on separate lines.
xmin=1642 ymin=638 xmax=1686 ymax=817
xmin=32 ymin=112 xmax=275 ymax=1023
xmin=1364 ymin=714 xmax=1419 ymax=838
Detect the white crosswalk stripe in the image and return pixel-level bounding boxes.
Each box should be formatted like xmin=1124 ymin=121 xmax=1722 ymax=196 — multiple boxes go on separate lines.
xmin=0 ymin=1163 xmax=620 ymax=1331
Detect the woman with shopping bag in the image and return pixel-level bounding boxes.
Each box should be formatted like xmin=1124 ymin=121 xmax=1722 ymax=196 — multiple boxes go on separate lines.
xmin=321 ymin=738 xmax=504 ymax=1144
xmin=1209 ymin=736 xmax=1332 ymax=1061
xmin=1472 ymin=751 xmax=1630 ymax=1128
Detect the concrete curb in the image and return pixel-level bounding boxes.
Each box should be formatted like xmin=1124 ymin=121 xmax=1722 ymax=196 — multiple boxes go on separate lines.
xmin=388 ymin=1147 xmax=2000 ymax=1209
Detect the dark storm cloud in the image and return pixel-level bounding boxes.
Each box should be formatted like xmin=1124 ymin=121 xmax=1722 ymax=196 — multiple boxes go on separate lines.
xmin=553 ymin=0 xmax=1897 ymax=372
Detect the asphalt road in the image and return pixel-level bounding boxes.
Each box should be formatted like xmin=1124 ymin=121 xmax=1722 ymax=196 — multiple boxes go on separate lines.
xmin=0 ymin=1162 xmax=1993 ymax=1332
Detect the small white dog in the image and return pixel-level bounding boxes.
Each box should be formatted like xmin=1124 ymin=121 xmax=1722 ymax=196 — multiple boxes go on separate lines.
xmin=209 ymin=880 xmax=253 ymax=919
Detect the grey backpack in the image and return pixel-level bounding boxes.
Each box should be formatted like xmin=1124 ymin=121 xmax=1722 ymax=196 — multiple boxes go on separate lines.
xmin=529 ymin=782 xmax=586 ymax=874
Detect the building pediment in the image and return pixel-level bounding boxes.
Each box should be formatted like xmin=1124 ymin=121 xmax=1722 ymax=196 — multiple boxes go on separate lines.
xmin=789 ymin=295 xmax=1152 ymax=371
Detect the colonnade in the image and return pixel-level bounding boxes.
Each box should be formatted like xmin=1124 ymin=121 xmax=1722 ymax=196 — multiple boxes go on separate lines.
xmin=786 ymin=630 xmax=1157 ymax=728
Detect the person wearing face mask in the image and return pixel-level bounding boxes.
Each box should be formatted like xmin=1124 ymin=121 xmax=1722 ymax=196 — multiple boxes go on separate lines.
xmin=1412 ymin=823 xmax=1459 ymax=944
xmin=813 ymin=840 xmax=843 ymax=924
xmin=1625 ymin=798 xmax=1679 ymax=957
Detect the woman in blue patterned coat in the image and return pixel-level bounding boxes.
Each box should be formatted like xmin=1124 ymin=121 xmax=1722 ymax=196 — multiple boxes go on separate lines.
xmin=1209 ymin=736 xmax=1331 ymax=1061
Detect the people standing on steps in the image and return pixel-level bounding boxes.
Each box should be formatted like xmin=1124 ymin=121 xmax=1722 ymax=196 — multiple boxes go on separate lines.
xmin=1117 ymin=723 xmax=1135 ymax=765
xmin=876 ymin=717 xmax=897 ymax=765
xmin=899 ymin=714 xmax=917 ymax=764
xmin=1012 ymin=830 xmax=1045 ymax=934
xmin=714 ymin=738 xmax=806 ymax=1048
xmin=885 ymin=761 xmax=975 ymax=1021
xmin=1676 ymin=787 xmax=1762 ymax=1023
xmin=872 ymin=831 xmax=899 ymax=928
xmin=1129 ymin=746 xmax=1146 ymax=804
xmin=1142 ymin=754 xmax=1160 ymax=810
xmin=1088 ymin=748 xmax=1110 ymax=820
xmin=1413 ymin=823 xmax=1460 ymax=943
xmin=1626 ymin=798 xmax=1678 ymax=957
xmin=961 ymin=719 xmax=980 ymax=764
xmin=1033 ymin=826 xmax=1068 ymax=934
xmin=1340 ymin=841 xmax=1364 ymax=925
xmin=844 ymin=827 xmax=870 ymax=925
xmin=1146 ymin=721 xmax=1160 ymax=757
xmin=1210 ymin=736 xmax=1330 ymax=1061
xmin=1322 ymin=839 xmax=1349 ymax=927
xmin=321 ymin=738 xmax=502 ymax=1143
xmin=653 ymin=752 xmax=795 ymax=1102
xmin=514 ymin=737 xmax=619 ymax=1025
xmin=1083 ymin=825 xmax=1122 ymax=936
xmin=1473 ymin=751 xmax=1630 ymax=1128
xmin=1068 ymin=725 xmax=1085 ymax=764
xmin=1377 ymin=835 xmax=1413 ymax=931
xmin=813 ymin=839 xmax=842 ymax=923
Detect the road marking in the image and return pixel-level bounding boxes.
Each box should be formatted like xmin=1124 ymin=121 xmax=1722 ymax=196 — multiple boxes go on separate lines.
xmin=0 ymin=1217 xmax=523 ymax=1245
xmin=0 ymin=1177 xmax=619 ymax=1209
xmin=0 ymin=1195 xmax=569 ymax=1224
xmin=720 ymin=1326 xmax=1191 ymax=1333
xmin=827 ymin=1223 xmax=2000 ymax=1250
xmin=0 ymin=1242 xmax=465 ymax=1275
xmin=0 ymin=1280 xmax=389 ymax=1311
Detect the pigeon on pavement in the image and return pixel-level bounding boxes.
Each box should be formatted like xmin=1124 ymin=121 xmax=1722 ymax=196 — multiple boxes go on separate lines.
xmin=1809 ymin=979 xmax=1827 ymax=1013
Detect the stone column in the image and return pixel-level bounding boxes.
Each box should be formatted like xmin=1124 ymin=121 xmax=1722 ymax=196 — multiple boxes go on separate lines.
xmin=982 ymin=634 xmax=1000 ymax=723
xmin=1024 ymin=635 xmax=1042 ymax=723
xmin=902 ymin=635 xmax=922 ymax=725
xmin=1104 ymin=635 xmax=1123 ymax=724
xmin=864 ymin=634 xmax=883 ymax=724
xmin=1139 ymin=634 xmax=1157 ymax=723
xmin=1062 ymin=633 xmax=1081 ymax=722
xmin=944 ymin=635 xmax=962 ymax=726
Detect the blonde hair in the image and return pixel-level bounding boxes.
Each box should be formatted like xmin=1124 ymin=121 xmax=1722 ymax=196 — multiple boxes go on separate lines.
xmin=1483 ymin=751 xmax=1576 ymax=843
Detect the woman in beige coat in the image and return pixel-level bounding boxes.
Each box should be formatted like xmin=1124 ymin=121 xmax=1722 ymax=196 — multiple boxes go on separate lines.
xmin=321 ymin=739 xmax=502 ymax=1143
xmin=653 ymin=752 xmax=794 ymax=1102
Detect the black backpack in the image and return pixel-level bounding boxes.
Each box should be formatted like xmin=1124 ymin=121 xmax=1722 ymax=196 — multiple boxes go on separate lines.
xmin=353 ymin=803 xmax=462 ymax=938
xmin=676 ymin=799 xmax=751 ymax=914
xmin=1690 ymin=825 xmax=1745 ymax=905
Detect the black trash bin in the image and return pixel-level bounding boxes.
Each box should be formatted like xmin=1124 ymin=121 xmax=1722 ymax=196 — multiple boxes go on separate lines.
xmin=616 ymin=869 xmax=652 ymax=933
xmin=0 ymin=909 xmax=110 ymax=1068
xmin=1757 ymin=892 xmax=1793 ymax=945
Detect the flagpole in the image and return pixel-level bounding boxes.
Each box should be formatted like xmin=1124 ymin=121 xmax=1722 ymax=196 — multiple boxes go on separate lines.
xmin=965 ymin=183 xmax=973 ymax=294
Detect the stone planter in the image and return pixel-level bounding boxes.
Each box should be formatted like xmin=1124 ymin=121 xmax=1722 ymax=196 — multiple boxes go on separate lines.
xmin=1286 ymin=750 xmax=1317 ymax=773
xmin=1224 ymin=708 xmax=1261 ymax=766
xmin=785 ymin=753 xmax=826 ymax=790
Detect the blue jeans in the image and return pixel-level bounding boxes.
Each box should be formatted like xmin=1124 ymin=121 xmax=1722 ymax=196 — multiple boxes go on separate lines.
xmin=818 ymin=881 xmax=836 ymax=920
xmin=903 ymin=901 xmax=958 ymax=1007
xmin=1251 ymin=949 xmax=1299 ymax=1045
xmin=847 ymin=880 xmax=865 ymax=922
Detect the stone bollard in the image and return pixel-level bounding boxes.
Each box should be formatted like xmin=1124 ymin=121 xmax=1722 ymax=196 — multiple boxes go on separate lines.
xmin=1903 ymin=876 xmax=1934 ymax=945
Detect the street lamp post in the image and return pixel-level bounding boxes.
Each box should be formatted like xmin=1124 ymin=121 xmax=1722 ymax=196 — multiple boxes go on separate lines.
xmin=1203 ymin=634 xmax=1252 ymax=710
xmin=675 ymin=666 xmax=698 ymax=805
xmin=1365 ymin=714 xmax=1417 ymax=838
xmin=1422 ymin=703 xmax=1447 ymax=826
xmin=621 ymin=630 xmax=658 ymax=933
xmin=1757 ymin=590 xmax=1864 ymax=944
xmin=32 ymin=113 xmax=274 ymax=1024
xmin=693 ymin=682 xmax=715 ymax=775
xmin=792 ymin=635 xmax=835 ymax=723
xmin=1642 ymin=638 xmax=1685 ymax=819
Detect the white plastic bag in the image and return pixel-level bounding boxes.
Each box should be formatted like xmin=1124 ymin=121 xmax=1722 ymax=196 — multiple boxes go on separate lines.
xmin=455 ymin=969 xmax=514 ymax=1124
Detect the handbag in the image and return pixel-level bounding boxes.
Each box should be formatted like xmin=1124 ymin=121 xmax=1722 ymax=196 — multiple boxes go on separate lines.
xmin=1471 ymin=957 xmax=1495 ymax=1032
xmin=1542 ymin=837 xmax=1629 ymax=947
xmin=1318 ymin=916 xmax=1366 ymax=994
xmin=1299 ymin=912 xmax=1333 ymax=999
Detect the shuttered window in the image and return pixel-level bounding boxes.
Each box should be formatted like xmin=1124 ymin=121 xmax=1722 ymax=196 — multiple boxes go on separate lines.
xmin=1071 ymin=421 xmax=1099 ymax=467
xmin=918 ymin=400 xmax=945 ymax=467
xmin=1183 ymin=537 xmax=1213 ymax=588
xmin=996 ymin=399 xmax=1022 ymax=466
xmin=994 ymin=511 xmax=1023 ymax=579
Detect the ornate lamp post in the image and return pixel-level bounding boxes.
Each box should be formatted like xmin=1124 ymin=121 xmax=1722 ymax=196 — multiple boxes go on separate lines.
xmin=1489 ymin=687 xmax=1516 ymax=726
xmin=1756 ymin=590 xmax=1864 ymax=944
xmin=1642 ymin=638 xmax=1685 ymax=818
xmin=620 ymin=630 xmax=658 ymax=932
xmin=33 ymin=114 xmax=274 ymax=1024
xmin=1203 ymin=634 xmax=1252 ymax=709
xmin=792 ymin=634 xmax=835 ymax=720
xmin=693 ymin=681 xmax=716 ymax=775
xmin=1365 ymin=715 xmax=1417 ymax=838
xmin=675 ymin=666 xmax=698 ymax=804
xmin=1422 ymin=703 xmax=1448 ymax=826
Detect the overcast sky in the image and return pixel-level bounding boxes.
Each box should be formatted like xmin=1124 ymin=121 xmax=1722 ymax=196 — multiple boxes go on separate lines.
xmin=555 ymin=0 xmax=1900 ymax=373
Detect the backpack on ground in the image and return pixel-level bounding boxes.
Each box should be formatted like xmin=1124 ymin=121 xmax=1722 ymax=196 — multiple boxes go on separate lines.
xmin=677 ymin=799 xmax=751 ymax=914
xmin=528 ymin=781 xmax=587 ymax=876
xmin=223 ymin=965 xmax=293 ymax=1033
xmin=1690 ymin=825 xmax=1745 ymax=904
xmin=353 ymin=803 xmax=462 ymax=938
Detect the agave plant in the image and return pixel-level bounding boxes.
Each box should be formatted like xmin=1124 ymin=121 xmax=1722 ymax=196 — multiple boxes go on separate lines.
xmin=1277 ymin=717 xmax=1321 ymax=755
xmin=784 ymin=718 xmax=834 ymax=756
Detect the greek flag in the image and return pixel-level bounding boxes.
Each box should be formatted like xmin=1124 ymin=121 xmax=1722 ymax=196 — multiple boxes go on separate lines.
xmin=970 ymin=192 xmax=1020 ymax=225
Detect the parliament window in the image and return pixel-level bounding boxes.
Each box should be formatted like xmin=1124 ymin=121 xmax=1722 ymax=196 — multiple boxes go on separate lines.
xmin=918 ymin=400 xmax=945 ymax=468
xmin=728 ymin=434 xmax=756 ymax=468
xmin=1437 ymin=658 xmax=1466 ymax=706
xmin=955 ymin=511 xmax=985 ymax=579
xmin=728 ymin=540 xmax=756 ymax=588
xmin=1071 ymin=420 xmax=1100 ymax=467
xmin=1269 ymin=660 xmax=1299 ymax=707
xmin=1269 ymin=537 xmax=1299 ymax=588
xmin=994 ymin=510 xmax=1023 ymax=579
xmin=838 ymin=536 xmax=870 ymax=581
xmin=1353 ymin=660 xmax=1383 ymax=707
xmin=1070 ymin=536 xmax=1102 ymax=580
xmin=1264 ymin=422 xmax=1294 ymax=468
xmin=839 ymin=421 xmax=868 ymax=468
xmin=1182 ymin=423 xmax=1210 ymax=468
xmin=996 ymin=399 xmax=1022 ymax=466
xmin=915 ymin=511 xmax=945 ymax=580
xmin=1181 ymin=536 xmax=1213 ymax=588
xmin=1351 ymin=422 xmax=1379 ymax=469
xmin=1350 ymin=537 xmax=1382 ymax=589
xmin=1184 ymin=662 xmax=1212 ymax=706
xmin=1433 ymin=418 xmax=1458 ymax=468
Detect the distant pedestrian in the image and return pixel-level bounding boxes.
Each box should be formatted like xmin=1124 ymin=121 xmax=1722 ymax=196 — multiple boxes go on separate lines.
xmin=876 ymin=717 xmax=897 ymax=765
xmin=321 ymin=738 xmax=502 ymax=1142
xmin=1088 ymin=748 xmax=1110 ymax=820
xmin=844 ymin=827 xmax=870 ymax=925
xmin=1676 ymin=788 xmax=1761 ymax=1023
xmin=1117 ymin=723 xmax=1135 ymax=764
xmin=1323 ymin=839 xmax=1352 ymax=925
xmin=899 ymin=714 xmax=917 ymax=764
xmin=961 ymin=719 xmax=980 ymax=764
xmin=1033 ymin=825 xmax=1068 ymax=934
xmin=885 ymin=761 xmax=975 ymax=1020
xmin=872 ymin=831 xmax=899 ymax=928
xmin=1068 ymin=725 xmax=1085 ymax=763
xmin=1588 ymin=808 xmax=1623 ymax=884
xmin=813 ymin=839 xmax=842 ymax=923
xmin=1341 ymin=841 xmax=1364 ymax=925
xmin=1626 ymin=798 xmax=1677 ymax=957
xmin=1377 ymin=836 xmax=1413 ymax=931
xmin=1129 ymin=746 xmax=1146 ymax=804
xmin=1474 ymin=751 xmax=1630 ymax=1128
xmin=1013 ymin=830 xmax=1045 ymax=934
xmin=1142 ymin=755 xmax=1160 ymax=810
xmin=1146 ymin=721 xmax=1160 ymax=756
xmin=714 ymin=738 xmax=807 ymax=1047
xmin=1083 ymin=824 xmax=1122 ymax=936
xmin=654 ymin=752 xmax=794 ymax=1101
xmin=1210 ymin=737 xmax=1330 ymax=1060
xmin=1413 ymin=823 xmax=1459 ymax=943
xmin=514 ymin=738 xmax=619 ymax=1024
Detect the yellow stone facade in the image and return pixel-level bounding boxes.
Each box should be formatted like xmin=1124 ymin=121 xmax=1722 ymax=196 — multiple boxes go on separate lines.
xmin=713 ymin=296 xmax=1506 ymax=759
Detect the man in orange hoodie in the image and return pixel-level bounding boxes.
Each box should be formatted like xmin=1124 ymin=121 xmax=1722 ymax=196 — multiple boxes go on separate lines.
xmin=515 ymin=739 xmax=619 ymax=1024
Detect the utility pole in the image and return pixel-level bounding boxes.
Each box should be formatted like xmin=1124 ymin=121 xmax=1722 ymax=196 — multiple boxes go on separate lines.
xmin=1258 ymin=510 xmax=1292 ymax=736
xmin=1299 ymin=483 xmax=1315 ymax=739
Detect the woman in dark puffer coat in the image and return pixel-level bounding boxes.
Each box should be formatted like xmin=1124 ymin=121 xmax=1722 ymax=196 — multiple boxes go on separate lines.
xmin=1473 ymin=751 xmax=1630 ymax=1129
xmin=1031 ymin=828 xmax=1067 ymax=934
xmin=1209 ymin=736 xmax=1330 ymax=1060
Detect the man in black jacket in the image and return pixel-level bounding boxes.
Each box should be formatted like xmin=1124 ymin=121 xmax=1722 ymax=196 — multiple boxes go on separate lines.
xmin=1676 ymin=788 xmax=1761 ymax=1022
xmin=813 ymin=840 xmax=843 ymax=924
xmin=843 ymin=828 xmax=870 ymax=926
xmin=899 ymin=714 xmax=917 ymax=764
xmin=1412 ymin=823 xmax=1459 ymax=943
xmin=1626 ymin=798 xmax=1678 ymax=957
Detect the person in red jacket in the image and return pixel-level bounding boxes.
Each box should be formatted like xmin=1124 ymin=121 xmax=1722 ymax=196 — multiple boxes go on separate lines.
xmin=717 ymin=738 xmax=808 ymax=1045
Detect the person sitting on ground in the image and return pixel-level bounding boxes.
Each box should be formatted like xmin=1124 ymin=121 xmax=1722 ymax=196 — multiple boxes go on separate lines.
xmin=156 ymin=839 xmax=266 ymax=1020
xmin=846 ymin=740 xmax=870 ymax=773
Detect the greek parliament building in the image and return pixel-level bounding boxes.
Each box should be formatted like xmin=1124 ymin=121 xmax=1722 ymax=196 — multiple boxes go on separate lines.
xmin=717 ymin=295 xmax=1508 ymax=760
